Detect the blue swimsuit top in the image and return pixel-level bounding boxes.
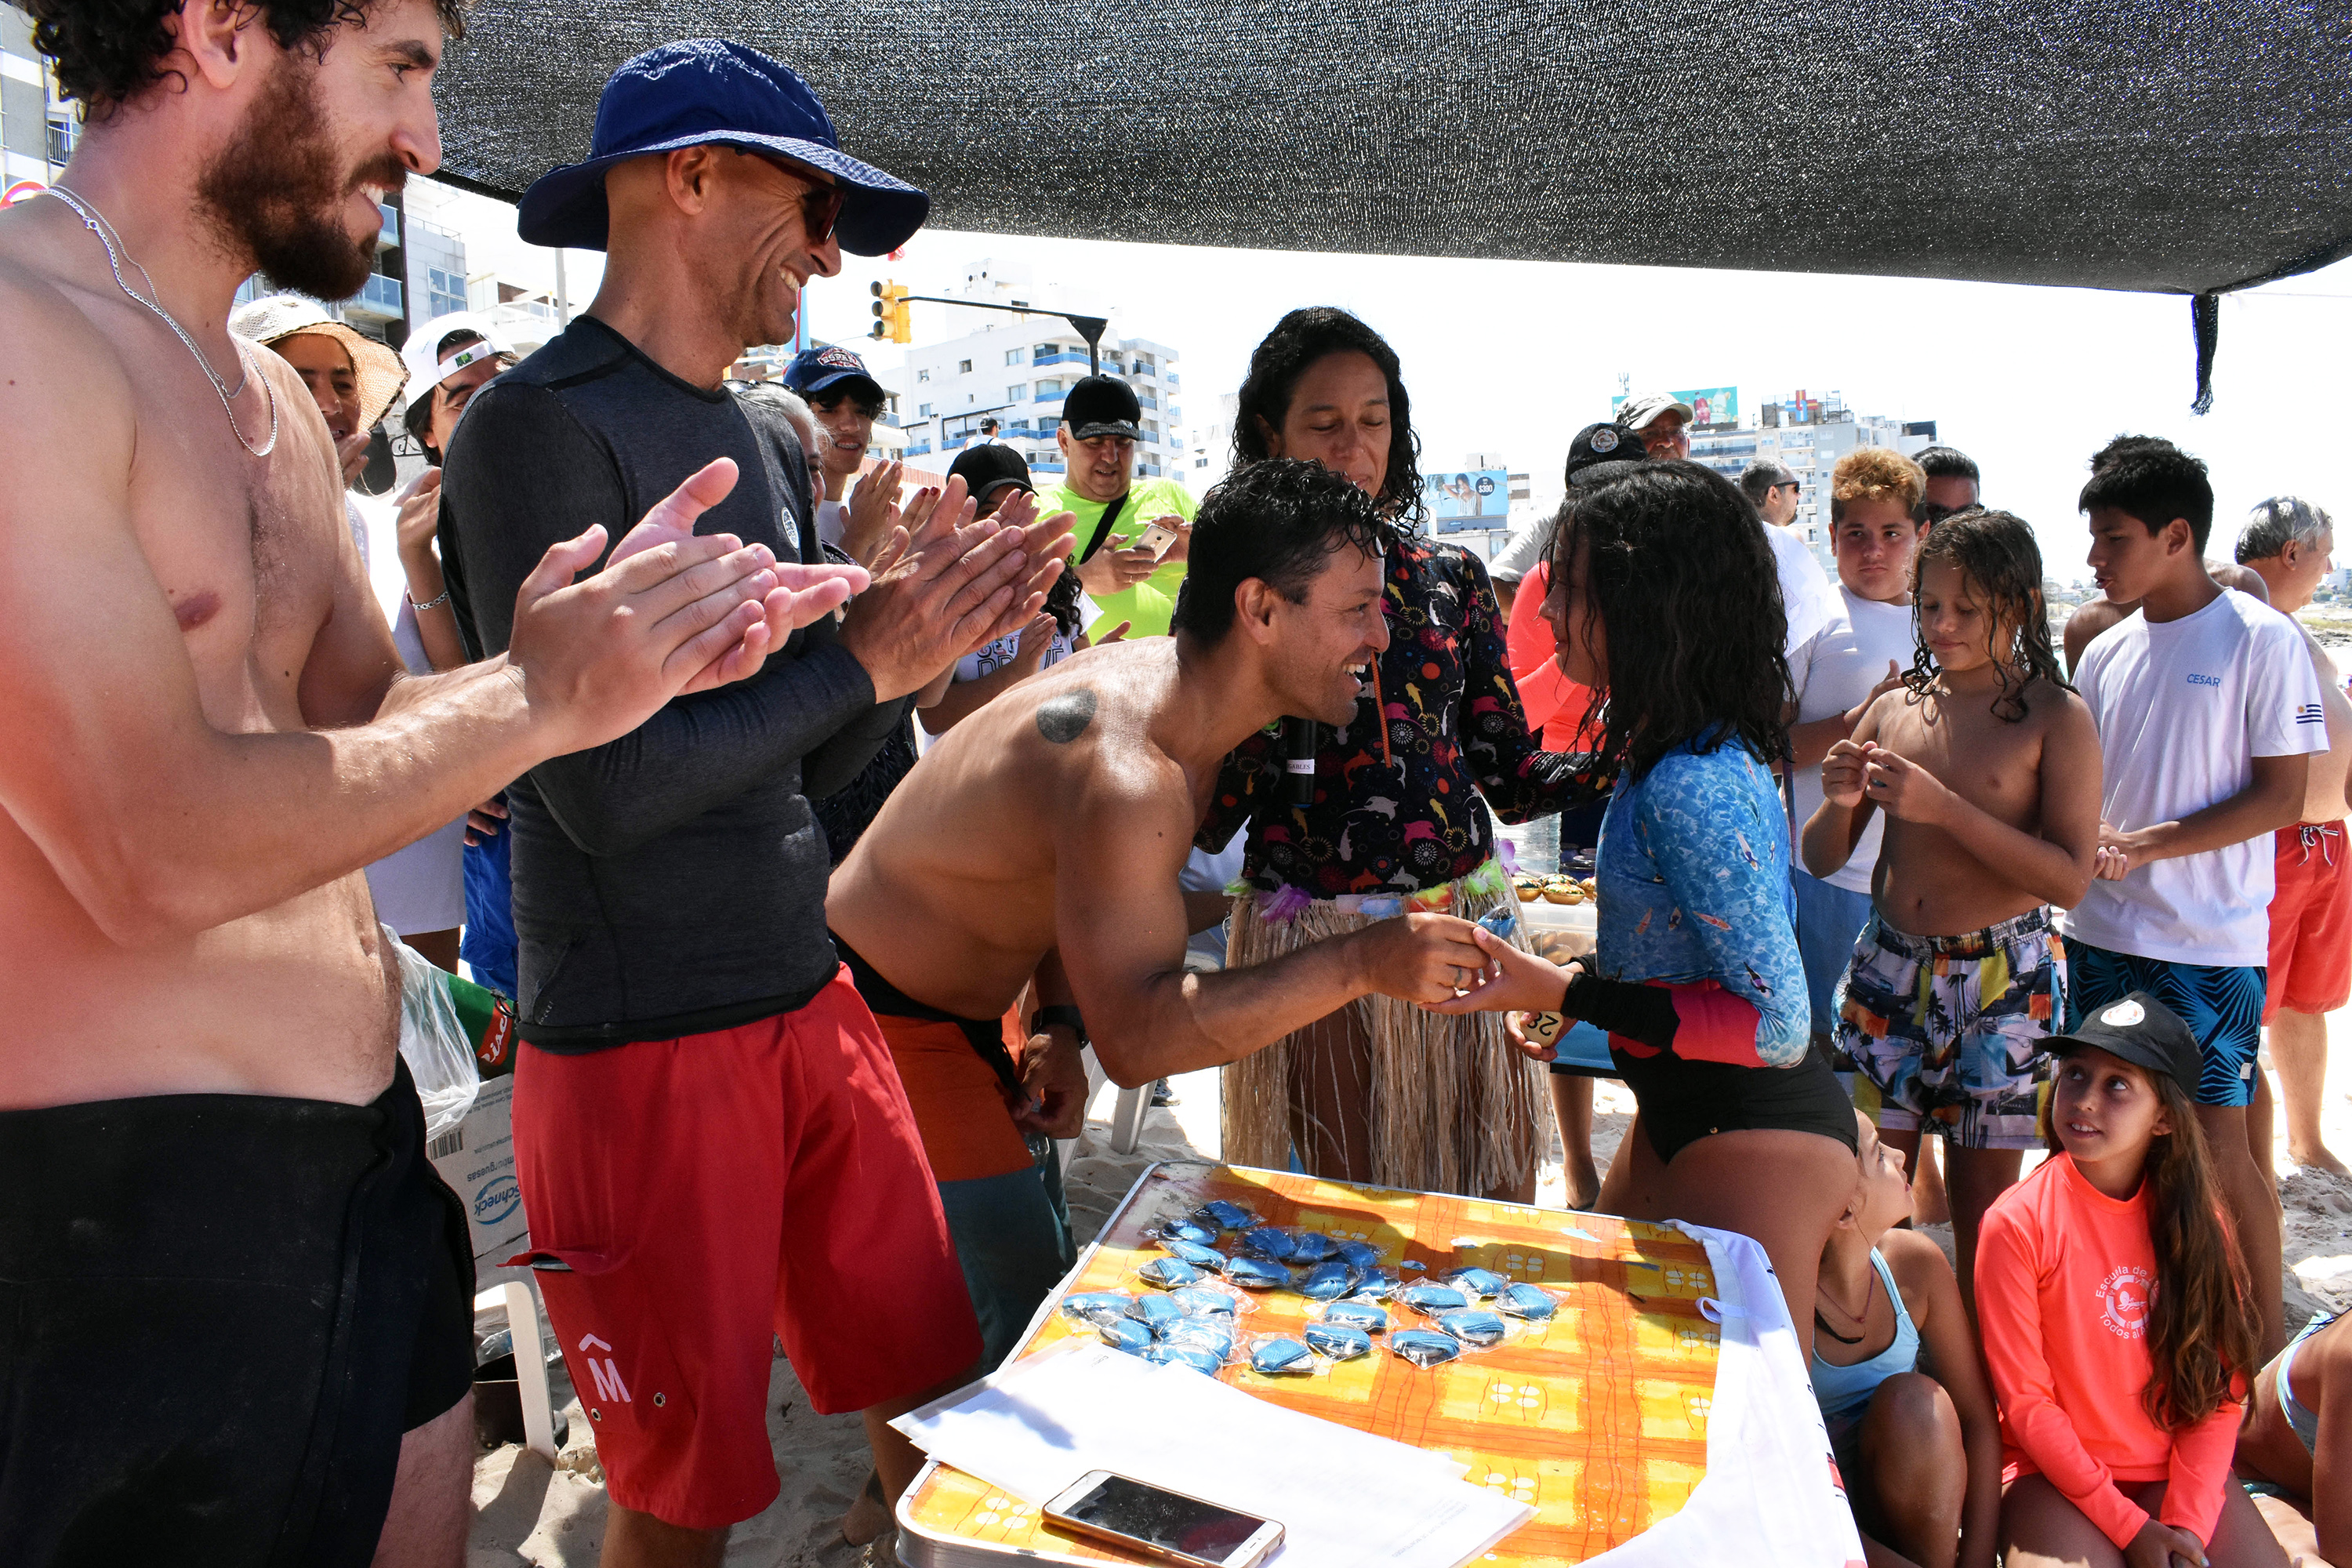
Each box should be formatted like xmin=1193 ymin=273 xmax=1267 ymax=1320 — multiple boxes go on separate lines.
xmin=1810 ymin=1248 xmax=1920 ymax=1419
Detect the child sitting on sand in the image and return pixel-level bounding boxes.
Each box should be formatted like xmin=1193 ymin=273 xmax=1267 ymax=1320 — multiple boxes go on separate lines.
xmin=1813 ymin=1109 xmax=2003 ymax=1568
xmin=1804 ymin=510 xmax=2104 ymax=1308
xmin=2235 ymin=1307 xmax=2348 ymax=1566
xmin=1980 ymin=994 xmax=2278 ymax=1568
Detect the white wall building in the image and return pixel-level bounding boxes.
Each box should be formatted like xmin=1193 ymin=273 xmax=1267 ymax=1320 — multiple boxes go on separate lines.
xmin=873 ymin=258 xmax=1187 ymax=483
xmin=1688 ymin=390 xmax=1937 ymax=575
xmin=0 ymin=6 xmax=73 ymax=194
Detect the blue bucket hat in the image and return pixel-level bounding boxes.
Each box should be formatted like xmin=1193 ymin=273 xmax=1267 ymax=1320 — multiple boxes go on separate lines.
xmin=517 ymin=38 xmax=928 ymax=256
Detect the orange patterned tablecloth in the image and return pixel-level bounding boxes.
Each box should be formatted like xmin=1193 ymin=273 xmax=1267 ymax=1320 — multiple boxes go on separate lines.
xmin=898 ymin=1160 xmax=1730 ymax=1567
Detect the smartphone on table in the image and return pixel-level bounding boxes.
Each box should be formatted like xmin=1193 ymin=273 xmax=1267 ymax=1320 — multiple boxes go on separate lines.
xmin=1042 ymin=1471 xmax=1283 ymax=1567
xmin=1131 ymin=521 xmax=1181 ymax=561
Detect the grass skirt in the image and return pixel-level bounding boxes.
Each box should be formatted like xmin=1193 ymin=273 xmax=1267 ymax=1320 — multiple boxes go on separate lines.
xmin=1219 ymin=861 xmax=1547 ymax=1198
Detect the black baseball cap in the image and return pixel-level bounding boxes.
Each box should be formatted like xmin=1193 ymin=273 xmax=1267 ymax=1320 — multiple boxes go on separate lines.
xmin=1062 ymin=375 xmax=1143 ymax=441
xmin=948 ymin=441 xmax=1034 ymax=504
xmin=1565 ymin=423 xmax=1647 ymax=489
xmin=2049 ymin=992 xmax=2201 ymax=1091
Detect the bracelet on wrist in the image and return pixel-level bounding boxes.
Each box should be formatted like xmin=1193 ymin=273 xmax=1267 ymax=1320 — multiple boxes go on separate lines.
xmin=406 ymin=586 xmax=452 ymax=613
xmin=1035 ymin=1004 xmax=1087 ymax=1044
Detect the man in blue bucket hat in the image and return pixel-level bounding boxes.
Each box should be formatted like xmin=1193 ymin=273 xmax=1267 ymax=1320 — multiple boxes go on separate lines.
xmin=437 ymin=38 xmax=1074 ymax=1563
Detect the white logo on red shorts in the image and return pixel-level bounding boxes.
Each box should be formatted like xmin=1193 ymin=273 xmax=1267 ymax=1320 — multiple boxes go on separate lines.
xmin=579 ymin=1332 xmax=633 ymax=1403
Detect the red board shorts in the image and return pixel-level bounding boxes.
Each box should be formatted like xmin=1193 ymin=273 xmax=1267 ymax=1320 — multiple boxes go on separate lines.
xmin=2266 ymin=822 xmax=2352 ymax=1022
xmin=510 ymin=968 xmax=982 ymax=1530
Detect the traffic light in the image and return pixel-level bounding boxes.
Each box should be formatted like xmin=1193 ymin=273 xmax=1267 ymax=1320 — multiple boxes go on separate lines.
xmin=869 ymin=280 xmax=911 ymax=344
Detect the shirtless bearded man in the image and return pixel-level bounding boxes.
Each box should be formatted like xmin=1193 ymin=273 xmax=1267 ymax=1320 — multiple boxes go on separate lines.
xmin=0 ymin=3 xmax=858 ymax=1562
xmin=827 ymin=459 xmax=1492 ymax=1340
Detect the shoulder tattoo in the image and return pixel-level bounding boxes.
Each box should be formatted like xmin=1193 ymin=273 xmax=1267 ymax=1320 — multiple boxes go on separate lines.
xmin=1036 ymin=688 xmax=1099 ymax=745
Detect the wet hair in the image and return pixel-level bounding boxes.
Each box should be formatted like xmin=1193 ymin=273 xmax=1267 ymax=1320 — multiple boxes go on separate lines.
xmin=1549 ymin=461 xmax=1790 ymax=779
xmin=28 ymin=0 xmax=465 ymax=116
xmin=1830 ymin=447 xmax=1925 ymax=524
xmin=1232 ymin=307 xmax=1425 ymax=529
xmin=1904 ymin=508 xmax=2067 ymax=723
xmin=1171 ymin=458 xmax=1397 ymax=645
xmin=2045 ymin=1058 xmax=2261 ymax=1430
xmin=1913 ymin=445 xmax=1980 ymax=485
xmin=2080 ymin=435 xmax=2214 ymax=554
xmin=402 ymin=329 xmax=514 ymax=463
xmin=2236 ymin=495 xmax=2334 ymax=564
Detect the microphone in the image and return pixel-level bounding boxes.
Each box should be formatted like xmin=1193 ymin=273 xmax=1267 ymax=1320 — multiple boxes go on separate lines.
xmin=1285 ymin=717 xmax=1319 ymax=808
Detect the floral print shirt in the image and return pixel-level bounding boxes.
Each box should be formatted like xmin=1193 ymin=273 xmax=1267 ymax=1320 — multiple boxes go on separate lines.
xmin=1196 ymin=537 xmax=1610 ymax=895
xmin=1594 ymin=739 xmax=1809 ymax=1068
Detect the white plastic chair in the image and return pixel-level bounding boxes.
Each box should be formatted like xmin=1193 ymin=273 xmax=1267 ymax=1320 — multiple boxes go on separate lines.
xmin=475 ymin=1279 xmax=558 ymax=1462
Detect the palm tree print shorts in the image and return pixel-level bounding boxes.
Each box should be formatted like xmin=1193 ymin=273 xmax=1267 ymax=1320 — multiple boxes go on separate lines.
xmin=1833 ymin=907 xmax=2063 ymax=1149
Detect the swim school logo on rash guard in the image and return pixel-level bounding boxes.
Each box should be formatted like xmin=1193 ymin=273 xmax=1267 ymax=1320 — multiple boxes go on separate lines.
xmin=2096 ymin=1264 xmax=2154 ymax=1338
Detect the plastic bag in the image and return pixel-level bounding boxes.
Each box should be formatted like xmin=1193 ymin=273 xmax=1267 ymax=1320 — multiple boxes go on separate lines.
xmin=1249 ymin=1334 xmax=1312 ymax=1375
xmin=390 ymin=926 xmax=481 ymax=1138
xmin=1303 ymin=1322 xmax=1372 ymax=1360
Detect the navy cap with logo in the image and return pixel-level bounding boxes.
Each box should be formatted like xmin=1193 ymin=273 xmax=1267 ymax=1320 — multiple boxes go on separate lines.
xmin=2049 ymin=992 xmax=2203 ymax=1091
xmin=1565 ymin=423 xmax=1648 ymax=489
xmin=1061 ymin=375 xmax=1144 ymax=441
xmin=949 ymin=442 xmax=1035 ymax=506
xmin=517 ymin=39 xmax=929 ymax=255
xmin=782 ymin=344 xmax=884 ymax=405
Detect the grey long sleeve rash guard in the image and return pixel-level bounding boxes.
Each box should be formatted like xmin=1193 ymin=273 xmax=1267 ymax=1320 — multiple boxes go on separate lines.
xmin=438 ymin=317 xmax=906 ymax=1048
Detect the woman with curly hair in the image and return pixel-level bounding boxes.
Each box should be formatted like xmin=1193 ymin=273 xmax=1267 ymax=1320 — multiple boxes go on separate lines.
xmin=1433 ymin=460 xmax=1861 ymax=1349
xmin=1197 ymin=307 xmax=1606 ymax=1201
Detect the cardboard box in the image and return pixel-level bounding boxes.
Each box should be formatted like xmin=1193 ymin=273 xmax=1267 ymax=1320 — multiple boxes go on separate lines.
xmin=428 ymin=1075 xmax=529 ymax=1269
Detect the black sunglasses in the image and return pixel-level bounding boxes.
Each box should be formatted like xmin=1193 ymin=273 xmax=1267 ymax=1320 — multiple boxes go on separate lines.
xmin=738 ymin=150 xmax=844 ymax=244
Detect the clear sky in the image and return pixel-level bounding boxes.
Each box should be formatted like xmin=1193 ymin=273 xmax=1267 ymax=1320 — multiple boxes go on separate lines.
xmin=433 ymin=180 xmax=2352 ymax=588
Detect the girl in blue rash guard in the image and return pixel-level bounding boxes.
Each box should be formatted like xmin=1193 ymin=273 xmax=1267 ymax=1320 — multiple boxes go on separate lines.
xmin=1437 ymin=461 xmax=1861 ymax=1357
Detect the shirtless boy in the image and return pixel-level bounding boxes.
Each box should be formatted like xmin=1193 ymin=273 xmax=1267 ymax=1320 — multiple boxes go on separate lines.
xmin=827 ymin=458 xmax=1492 ymax=1265
xmin=2236 ymin=495 xmax=2352 ymax=1177
xmin=1805 ymin=509 xmax=2103 ymax=1306
xmin=0 ymin=4 xmax=861 ymax=1561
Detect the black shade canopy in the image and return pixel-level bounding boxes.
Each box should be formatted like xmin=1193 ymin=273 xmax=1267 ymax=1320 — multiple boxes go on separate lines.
xmin=432 ymin=1 xmax=2351 ymax=298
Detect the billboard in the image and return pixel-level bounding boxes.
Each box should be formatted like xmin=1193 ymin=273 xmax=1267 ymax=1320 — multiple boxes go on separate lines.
xmin=1424 ymin=469 xmax=1510 ymax=533
xmin=1613 ymin=386 xmax=1738 ymax=429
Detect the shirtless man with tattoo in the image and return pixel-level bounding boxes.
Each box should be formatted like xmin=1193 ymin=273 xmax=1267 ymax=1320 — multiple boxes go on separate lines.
xmin=828 ymin=461 xmax=1492 ymax=1328
xmin=0 ymin=4 xmax=862 ymax=1562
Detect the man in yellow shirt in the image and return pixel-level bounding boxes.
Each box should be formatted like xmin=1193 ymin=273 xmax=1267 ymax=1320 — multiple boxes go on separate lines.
xmin=1044 ymin=375 xmax=1197 ymax=637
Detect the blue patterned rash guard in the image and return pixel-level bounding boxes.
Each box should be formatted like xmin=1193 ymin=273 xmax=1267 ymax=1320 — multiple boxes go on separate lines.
xmin=1591 ymin=738 xmax=1810 ymax=1069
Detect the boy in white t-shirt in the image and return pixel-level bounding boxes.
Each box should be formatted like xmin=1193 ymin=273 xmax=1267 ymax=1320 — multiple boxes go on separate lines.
xmin=2067 ymin=436 xmax=2325 ymax=1359
xmin=1787 ymin=448 xmax=1927 ymax=1049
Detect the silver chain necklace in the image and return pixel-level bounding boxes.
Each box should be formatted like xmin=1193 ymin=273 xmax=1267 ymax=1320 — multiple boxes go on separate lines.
xmin=43 ymin=184 xmax=278 ymax=456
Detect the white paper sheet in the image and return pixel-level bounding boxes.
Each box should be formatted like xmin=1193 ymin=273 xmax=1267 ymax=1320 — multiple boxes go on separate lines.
xmin=894 ymin=1341 xmax=1532 ymax=1568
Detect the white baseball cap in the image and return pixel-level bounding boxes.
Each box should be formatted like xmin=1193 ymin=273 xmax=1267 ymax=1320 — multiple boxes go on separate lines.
xmin=1617 ymin=392 xmax=1696 ymax=431
xmin=400 ymin=311 xmax=518 ymax=399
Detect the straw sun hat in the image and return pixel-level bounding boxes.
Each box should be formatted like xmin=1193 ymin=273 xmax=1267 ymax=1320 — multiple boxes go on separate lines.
xmin=227 ymin=293 xmax=409 ymax=431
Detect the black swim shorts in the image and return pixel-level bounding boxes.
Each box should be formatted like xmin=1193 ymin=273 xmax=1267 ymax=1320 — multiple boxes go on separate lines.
xmin=1612 ymin=1037 xmax=1860 ymax=1165
xmin=0 ymin=1058 xmax=476 ymax=1567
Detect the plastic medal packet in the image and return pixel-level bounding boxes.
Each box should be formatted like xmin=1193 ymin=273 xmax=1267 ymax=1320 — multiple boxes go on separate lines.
xmin=1477 ymin=906 xmax=1518 ymax=937
xmin=1192 ymin=1200 xmax=1258 ymax=1232
xmin=1170 ymin=1286 xmax=1240 ymax=1319
xmin=1319 ymin=1298 xmax=1388 ymax=1334
xmin=1297 ymin=1261 xmax=1360 ymax=1301
xmin=1436 ymin=1308 xmax=1508 ymax=1348
xmin=1138 ymin=1257 xmax=1202 ymax=1290
xmin=1446 ymin=1267 xmax=1508 ymax=1300
xmin=1397 ymin=1283 xmax=1470 ymax=1315
xmin=1126 ymin=1294 xmax=1183 ymax=1334
xmin=1240 ymin=1225 xmax=1297 ymax=1262
xmin=1222 ymin=1254 xmax=1290 ymax=1291
xmin=1059 ymin=1291 xmax=1134 ymax=1328
xmin=1285 ymin=1231 xmax=1340 ymax=1265
xmin=1335 ymin=1239 xmax=1383 ymax=1271
xmin=1145 ymin=1342 xmax=1224 ymax=1375
xmin=1388 ymin=1329 xmax=1465 ymax=1368
xmin=1497 ymin=1283 xmax=1559 ymax=1321
xmin=1249 ymin=1335 xmax=1313 ymax=1375
xmin=1352 ymin=1266 xmax=1403 ymax=1301
xmin=1302 ymin=1322 xmax=1373 ymax=1361
xmin=1098 ymin=1317 xmax=1155 ymax=1355
xmin=1158 ymin=1218 xmax=1219 ymax=1247
xmin=1161 ymin=1317 xmax=1236 ymax=1362
xmin=1162 ymin=1238 xmax=1229 ymax=1272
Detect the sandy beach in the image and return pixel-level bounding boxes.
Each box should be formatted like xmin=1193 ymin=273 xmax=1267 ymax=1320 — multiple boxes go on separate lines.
xmin=467 ymin=1028 xmax=2352 ymax=1566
